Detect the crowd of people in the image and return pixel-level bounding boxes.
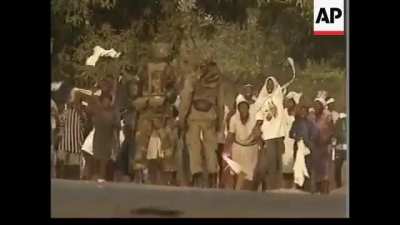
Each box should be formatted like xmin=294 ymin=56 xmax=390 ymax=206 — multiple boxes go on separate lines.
xmin=51 ymin=42 xmax=347 ymax=195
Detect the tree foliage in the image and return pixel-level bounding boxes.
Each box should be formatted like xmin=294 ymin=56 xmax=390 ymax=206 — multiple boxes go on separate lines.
xmin=51 ymin=0 xmax=117 ymax=27
xmin=52 ymin=0 xmax=346 ymax=108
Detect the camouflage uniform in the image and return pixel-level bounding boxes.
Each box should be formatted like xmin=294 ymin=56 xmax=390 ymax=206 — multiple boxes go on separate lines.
xmin=131 ymin=42 xmax=178 ymax=184
xmin=179 ymin=58 xmax=224 ymax=187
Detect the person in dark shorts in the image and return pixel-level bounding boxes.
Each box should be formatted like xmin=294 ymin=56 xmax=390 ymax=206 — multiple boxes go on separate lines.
xmin=88 ymin=93 xmax=120 ymax=181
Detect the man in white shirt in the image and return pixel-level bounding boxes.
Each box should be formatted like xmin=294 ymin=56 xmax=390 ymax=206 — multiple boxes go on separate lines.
xmin=252 ymin=76 xmax=286 ymax=190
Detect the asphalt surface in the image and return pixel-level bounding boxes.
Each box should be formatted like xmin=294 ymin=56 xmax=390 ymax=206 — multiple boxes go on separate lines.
xmin=51 ymin=179 xmax=348 ymax=218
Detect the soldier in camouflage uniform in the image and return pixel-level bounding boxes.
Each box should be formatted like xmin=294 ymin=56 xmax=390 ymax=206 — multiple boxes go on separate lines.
xmin=131 ymin=42 xmax=179 ymax=185
xmin=178 ymin=47 xmax=224 ymax=188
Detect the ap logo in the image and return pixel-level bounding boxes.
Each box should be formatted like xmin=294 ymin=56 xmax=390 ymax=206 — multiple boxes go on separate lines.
xmin=314 ymin=0 xmax=345 ymax=36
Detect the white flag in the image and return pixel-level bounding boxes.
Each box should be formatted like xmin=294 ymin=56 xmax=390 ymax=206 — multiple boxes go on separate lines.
xmin=222 ymin=153 xmax=243 ymax=175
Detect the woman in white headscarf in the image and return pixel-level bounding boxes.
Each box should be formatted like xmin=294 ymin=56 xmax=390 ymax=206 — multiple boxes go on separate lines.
xmin=282 ymin=91 xmax=302 ymax=189
xmin=252 ymin=76 xmax=287 ymax=190
xmin=224 ymin=94 xmax=259 ymax=190
xmin=220 ymin=84 xmax=257 ymax=189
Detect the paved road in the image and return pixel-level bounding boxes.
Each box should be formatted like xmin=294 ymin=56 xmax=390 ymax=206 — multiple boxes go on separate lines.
xmin=51 ymin=179 xmax=347 ymax=218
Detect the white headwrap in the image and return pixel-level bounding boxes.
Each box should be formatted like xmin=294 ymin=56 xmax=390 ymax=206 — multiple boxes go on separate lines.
xmin=314 ymin=90 xmax=328 ymax=106
xmin=235 ymin=94 xmax=248 ymax=106
xmin=85 ymin=46 xmax=121 ymax=67
xmin=255 ymin=76 xmax=284 ymax=112
xmin=286 ymin=91 xmax=303 ymax=104
xmin=233 ymin=94 xmax=252 ymax=120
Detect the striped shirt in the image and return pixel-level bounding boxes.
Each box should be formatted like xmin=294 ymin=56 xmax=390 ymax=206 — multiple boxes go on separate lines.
xmin=58 ymin=108 xmax=84 ymax=154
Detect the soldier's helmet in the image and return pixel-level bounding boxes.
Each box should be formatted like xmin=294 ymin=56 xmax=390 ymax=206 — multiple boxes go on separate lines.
xmin=151 ymin=42 xmax=172 ymax=60
xmin=197 ymin=45 xmax=219 ymax=88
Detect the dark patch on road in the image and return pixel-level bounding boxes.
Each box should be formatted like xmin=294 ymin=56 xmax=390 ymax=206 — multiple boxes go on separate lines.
xmin=52 ymin=180 xmax=347 ymax=218
xmin=130 ymin=207 xmax=183 ymax=217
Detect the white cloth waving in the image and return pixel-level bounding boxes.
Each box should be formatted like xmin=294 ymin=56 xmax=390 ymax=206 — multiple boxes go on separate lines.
xmin=293 ymin=139 xmax=310 ymax=187
xmin=81 ymin=129 xmax=95 ymax=155
xmin=286 ymin=91 xmax=302 ymax=104
xmin=85 ymin=46 xmax=121 ymax=67
xmin=82 ymin=128 xmax=125 ymax=156
xmin=282 ymin=108 xmax=296 ymax=173
xmin=222 ymin=153 xmax=243 ymax=175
